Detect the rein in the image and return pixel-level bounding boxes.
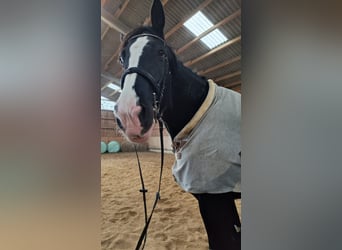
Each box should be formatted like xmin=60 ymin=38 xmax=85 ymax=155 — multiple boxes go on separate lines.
xmin=134 ymin=119 xmax=164 ymax=250
xmin=120 ymin=33 xmax=170 ymax=249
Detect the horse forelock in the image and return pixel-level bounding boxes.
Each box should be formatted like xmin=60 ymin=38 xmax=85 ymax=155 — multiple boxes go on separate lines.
xmin=120 ymin=27 xmax=157 ymax=51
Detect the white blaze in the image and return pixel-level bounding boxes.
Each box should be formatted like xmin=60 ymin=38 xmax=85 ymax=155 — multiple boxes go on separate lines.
xmin=116 ymin=36 xmax=149 ymax=111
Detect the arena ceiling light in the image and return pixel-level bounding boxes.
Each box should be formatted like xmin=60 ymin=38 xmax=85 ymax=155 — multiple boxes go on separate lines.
xmin=101 ymin=97 xmax=116 ymax=111
xmin=101 ymin=101 xmax=115 ymax=111
xmin=200 ymin=28 xmax=228 ymax=49
xmin=108 ymin=83 xmax=122 ymax=92
xmin=184 ymin=11 xmax=228 ymax=49
xmin=184 ymin=11 xmax=213 ymax=36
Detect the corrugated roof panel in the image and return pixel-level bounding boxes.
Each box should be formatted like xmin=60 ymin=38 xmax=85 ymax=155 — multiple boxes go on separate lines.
xmin=178 ymin=41 xmax=211 ymax=64
xmin=191 ymin=41 xmax=241 ymax=71
xmin=167 ymin=27 xmax=195 ymax=51
xmin=106 ymin=62 xmax=122 ymax=77
xmin=106 ymin=63 xmax=121 ymax=77
xmin=220 ymin=19 xmax=241 ymax=39
xmin=119 ymin=0 xmax=151 ymax=29
xmin=216 ymin=74 xmax=241 ymax=87
xmin=103 ymin=0 xmax=124 ymax=15
xmin=101 ymin=29 xmax=121 ymax=69
xmin=201 ymin=0 xmax=240 ymax=30
xmin=204 ymin=60 xmax=241 ymax=79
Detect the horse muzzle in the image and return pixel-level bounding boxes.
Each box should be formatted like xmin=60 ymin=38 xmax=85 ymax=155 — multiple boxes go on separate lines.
xmin=114 ymin=104 xmax=154 ymax=143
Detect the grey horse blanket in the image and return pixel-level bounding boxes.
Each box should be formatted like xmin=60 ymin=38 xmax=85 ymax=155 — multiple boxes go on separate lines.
xmin=172 ymin=80 xmax=241 ymax=194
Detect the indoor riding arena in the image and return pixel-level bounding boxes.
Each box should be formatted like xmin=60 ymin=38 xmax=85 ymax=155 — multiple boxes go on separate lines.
xmin=101 ymin=0 xmax=241 ymax=249
xmin=101 ymin=111 xmax=241 ymax=249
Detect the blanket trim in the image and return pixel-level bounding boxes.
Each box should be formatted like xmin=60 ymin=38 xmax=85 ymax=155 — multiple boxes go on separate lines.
xmin=173 ymin=79 xmax=216 ymax=143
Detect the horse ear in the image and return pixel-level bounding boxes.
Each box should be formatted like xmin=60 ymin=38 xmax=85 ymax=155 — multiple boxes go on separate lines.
xmin=150 ymin=0 xmax=165 ymax=37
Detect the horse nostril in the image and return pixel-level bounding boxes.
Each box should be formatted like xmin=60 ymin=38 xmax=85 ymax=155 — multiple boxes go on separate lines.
xmin=116 ymin=118 xmax=125 ymax=131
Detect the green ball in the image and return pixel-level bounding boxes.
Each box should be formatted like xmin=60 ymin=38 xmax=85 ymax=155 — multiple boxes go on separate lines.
xmin=101 ymin=141 xmax=107 ymax=153
xmin=108 ymin=141 xmax=121 ymax=153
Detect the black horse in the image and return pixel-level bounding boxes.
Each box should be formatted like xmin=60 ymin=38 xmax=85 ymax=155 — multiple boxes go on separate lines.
xmin=114 ymin=0 xmax=241 ymax=249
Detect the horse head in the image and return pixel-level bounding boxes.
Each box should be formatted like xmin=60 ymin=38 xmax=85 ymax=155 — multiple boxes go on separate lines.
xmin=114 ymin=0 xmax=171 ymax=143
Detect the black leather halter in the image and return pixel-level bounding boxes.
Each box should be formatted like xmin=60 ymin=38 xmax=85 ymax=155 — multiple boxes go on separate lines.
xmin=120 ymin=33 xmax=170 ymax=120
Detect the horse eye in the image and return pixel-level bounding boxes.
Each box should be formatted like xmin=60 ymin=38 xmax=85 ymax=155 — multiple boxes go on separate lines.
xmin=119 ymin=50 xmax=126 ymax=65
xmin=119 ymin=56 xmax=124 ymax=65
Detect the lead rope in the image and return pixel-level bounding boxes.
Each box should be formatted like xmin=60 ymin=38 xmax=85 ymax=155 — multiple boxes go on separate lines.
xmin=134 ymin=146 xmax=148 ymax=249
xmin=135 ymin=119 xmax=164 ymax=250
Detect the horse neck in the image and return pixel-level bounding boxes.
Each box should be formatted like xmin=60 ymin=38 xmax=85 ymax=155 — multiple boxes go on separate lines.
xmin=162 ymin=63 xmax=209 ymax=140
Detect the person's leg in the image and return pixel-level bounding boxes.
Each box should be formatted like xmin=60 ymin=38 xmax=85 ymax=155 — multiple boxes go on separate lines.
xmin=192 ymin=192 xmax=241 ymax=250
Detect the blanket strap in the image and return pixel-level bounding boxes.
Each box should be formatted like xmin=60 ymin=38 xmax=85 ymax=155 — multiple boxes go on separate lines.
xmin=135 ymin=119 xmax=164 ymax=250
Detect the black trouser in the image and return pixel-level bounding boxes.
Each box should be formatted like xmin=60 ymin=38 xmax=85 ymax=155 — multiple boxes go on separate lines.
xmin=192 ymin=192 xmax=241 ymax=250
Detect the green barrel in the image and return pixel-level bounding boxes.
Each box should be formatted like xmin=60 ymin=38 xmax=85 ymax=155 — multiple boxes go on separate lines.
xmin=101 ymin=141 xmax=107 ymax=153
xmin=107 ymin=141 xmax=121 ymax=153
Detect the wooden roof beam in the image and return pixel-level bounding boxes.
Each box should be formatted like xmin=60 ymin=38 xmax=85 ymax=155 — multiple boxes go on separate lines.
xmin=108 ymin=91 xmax=116 ymax=97
xmin=101 ymin=0 xmax=130 ymax=40
xmin=223 ymin=80 xmax=241 ymax=89
xmin=215 ymin=70 xmax=241 ymax=82
xmin=197 ymin=55 xmax=241 ymax=75
xmin=114 ymin=0 xmax=130 ymax=18
xmin=184 ymin=35 xmax=241 ymax=67
xmin=101 ymin=6 xmax=131 ymax=69
xmin=101 ymin=7 xmax=130 ymax=34
xmin=101 ymin=80 xmax=112 ymax=91
xmin=165 ymin=0 xmax=213 ymax=39
xmin=101 ymin=26 xmax=110 ymax=40
xmin=104 ymin=46 xmax=122 ymax=71
xmin=176 ymin=9 xmax=241 ymax=55
xmin=101 ymin=73 xmax=121 ymax=85
xmin=115 ymin=69 xmax=123 ymax=78
xmin=108 ymin=90 xmax=120 ymax=97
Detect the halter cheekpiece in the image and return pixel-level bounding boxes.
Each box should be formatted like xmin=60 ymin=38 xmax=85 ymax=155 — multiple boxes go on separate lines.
xmin=120 ymin=33 xmax=171 ymax=120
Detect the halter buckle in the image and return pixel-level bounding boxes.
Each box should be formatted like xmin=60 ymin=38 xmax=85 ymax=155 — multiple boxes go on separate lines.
xmin=152 ymin=92 xmax=160 ymax=119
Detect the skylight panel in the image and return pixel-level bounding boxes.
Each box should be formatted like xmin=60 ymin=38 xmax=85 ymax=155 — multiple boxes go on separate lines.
xmin=200 ymin=29 xmax=228 ymax=49
xmin=108 ymin=83 xmax=121 ymax=91
xmin=101 ymin=99 xmax=116 ymax=111
xmin=184 ymin=11 xmax=213 ymax=36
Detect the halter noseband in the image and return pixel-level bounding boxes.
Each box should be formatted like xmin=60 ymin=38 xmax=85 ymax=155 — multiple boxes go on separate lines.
xmin=120 ymin=33 xmax=170 ymax=120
